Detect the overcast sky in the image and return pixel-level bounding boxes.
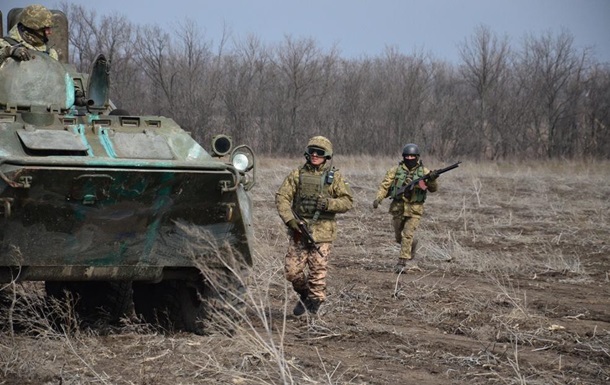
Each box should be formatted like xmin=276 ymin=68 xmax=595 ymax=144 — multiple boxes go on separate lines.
xmin=2 ymin=0 xmax=609 ymax=63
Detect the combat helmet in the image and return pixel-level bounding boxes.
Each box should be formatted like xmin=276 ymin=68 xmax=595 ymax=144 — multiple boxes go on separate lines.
xmin=402 ymin=143 xmax=420 ymax=157
xmin=305 ymin=135 xmax=333 ymax=160
xmin=19 ymin=4 xmax=53 ymax=30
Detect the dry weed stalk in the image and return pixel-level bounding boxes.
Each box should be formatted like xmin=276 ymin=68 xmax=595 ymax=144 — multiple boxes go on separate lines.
xmin=181 ymin=222 xmax=352 ymax=384
xmin=488 ymin=274 xmax=530 ymax=319
xmin=505 ymin=336 xmax=527 ymax=385
xmin=1 ymin=158 xmax=608 ymax=384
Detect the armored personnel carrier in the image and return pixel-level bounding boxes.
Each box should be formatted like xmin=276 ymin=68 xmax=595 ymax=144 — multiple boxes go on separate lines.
xmin=0 ymin=8 xmax=255 ymax=334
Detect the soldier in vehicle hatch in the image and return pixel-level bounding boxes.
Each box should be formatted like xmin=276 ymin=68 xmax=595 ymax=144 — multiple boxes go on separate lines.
xmin=0 ymin=4 xmax=58 ymax=65
xmin=275 ymin=136 xmax=353 ymax=316
xmin=373 ymin=143 xmax=439 ymax=273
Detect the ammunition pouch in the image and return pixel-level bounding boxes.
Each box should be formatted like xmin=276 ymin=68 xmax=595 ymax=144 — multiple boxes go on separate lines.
xmin=294 ymin=167 xmax=335 ymax=221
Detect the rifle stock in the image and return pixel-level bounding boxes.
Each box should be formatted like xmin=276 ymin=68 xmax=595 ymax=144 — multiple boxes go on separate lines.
xmin=395 ymin=161 xmax=461 ymax=197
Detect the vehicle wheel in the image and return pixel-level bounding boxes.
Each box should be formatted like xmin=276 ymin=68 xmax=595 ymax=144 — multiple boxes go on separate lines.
xmin=45 ymin=281 xmax=134 ymax=324
xmin=199 ymin=266 xmax=248 ymax=336
xmin=132 ymin=282 xmax=157 ymax=324
xmin=90 ymin=281 xmax=134 ymax=322
xmin=44 ymin=281 xmax=80 ymax=331
xmin=133 ymin=267 xmax=247 ymax=335
xmin=133 ymin=279 xmax=202 ymax=333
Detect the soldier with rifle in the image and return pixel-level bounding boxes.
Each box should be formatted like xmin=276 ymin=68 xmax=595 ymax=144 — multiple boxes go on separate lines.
xmin=373 ymin=143 xmax=460 ymax=273
xmin=276 ymin=136 xmax=353 ymax=316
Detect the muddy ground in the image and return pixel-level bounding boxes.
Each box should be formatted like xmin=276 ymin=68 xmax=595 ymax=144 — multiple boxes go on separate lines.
xmin=1 ymin=158 xmax=609 ymax=384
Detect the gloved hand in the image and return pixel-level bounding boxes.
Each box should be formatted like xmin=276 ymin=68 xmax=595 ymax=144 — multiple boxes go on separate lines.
xmin=316 ymin=196 xmax=329 ymax=211
xmin=287 ymin=219 xmax=301 ymax=232
xmin=10 ymin=46 xmax=32 ymax=61
xmin=428 ymin=169 xmax=439 ymax=180
xmin=373 ymin=199 xmax=381 ymax=209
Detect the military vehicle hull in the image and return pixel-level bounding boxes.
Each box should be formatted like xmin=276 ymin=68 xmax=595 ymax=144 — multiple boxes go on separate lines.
xmin=0 ymin=161 xmax=253 ymax=283
xmin=0 ymin=16 xmax=255 ymax=334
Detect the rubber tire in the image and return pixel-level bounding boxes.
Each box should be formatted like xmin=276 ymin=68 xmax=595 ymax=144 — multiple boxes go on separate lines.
xmin=133 ymin=268 xmax=247 ymax=335
xmin=45 ymin=281 xmax=134 ymax=324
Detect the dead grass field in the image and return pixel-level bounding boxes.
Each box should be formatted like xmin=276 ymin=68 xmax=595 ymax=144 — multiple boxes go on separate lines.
xmin=1 ymin=157 xmax=609 ymax=385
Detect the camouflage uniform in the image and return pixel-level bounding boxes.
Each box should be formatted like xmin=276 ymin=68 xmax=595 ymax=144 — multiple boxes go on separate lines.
xmin=276 ymin=136 xmax=353 ymax=314
xmin=0 ymin=5 xmax=58 ymax=65
xmin=374 ymin=145 xmax=438 ymax=268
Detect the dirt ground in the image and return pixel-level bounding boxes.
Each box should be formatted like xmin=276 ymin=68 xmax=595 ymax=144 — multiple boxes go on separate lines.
xmin=1 ymin=158 xmax=609 ymax=385
xmin=252 ymin=158 xmax=610 ymax=385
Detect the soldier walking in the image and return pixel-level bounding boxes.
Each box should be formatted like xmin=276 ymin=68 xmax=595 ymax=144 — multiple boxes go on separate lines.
xmin=275 ymin=136 xmax=353 ymax=315
xmin=373 ymin=144 xmax=439 ymax=273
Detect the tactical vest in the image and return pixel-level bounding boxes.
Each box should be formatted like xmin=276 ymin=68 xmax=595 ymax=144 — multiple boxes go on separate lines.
xmin=389 ymin=164 xmax=427 ymax=203
xmin=293 ymin=167 xmax=336 ymax=220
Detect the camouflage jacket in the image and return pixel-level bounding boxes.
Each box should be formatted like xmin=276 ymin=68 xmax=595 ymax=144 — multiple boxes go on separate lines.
xmin=276 ymin=162 xmax=353 ymax=243
xmin=0 ymin=25 xmax=59 ymax=65
xmin=375 ymin=161 xmax=438 ymax=218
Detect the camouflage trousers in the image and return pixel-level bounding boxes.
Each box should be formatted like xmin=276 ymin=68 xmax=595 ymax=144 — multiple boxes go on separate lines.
xmin=284 ymin=239 xmax=332 ymax=302
xmin=392 ymin=215 xmax=421 ymax=260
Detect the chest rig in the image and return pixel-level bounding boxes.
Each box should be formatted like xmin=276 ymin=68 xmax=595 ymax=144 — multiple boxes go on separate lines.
xmin=3 ymin=36 xmax=52 ymax=55
xmin=294 ymin=166 xmax=335 ymax=220
xmin=389 ymin=164 xmax=427 ymax=203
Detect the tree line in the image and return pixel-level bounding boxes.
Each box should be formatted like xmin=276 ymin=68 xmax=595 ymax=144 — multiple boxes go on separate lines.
xmin=62 ymin=4 xmax=609 ymax=160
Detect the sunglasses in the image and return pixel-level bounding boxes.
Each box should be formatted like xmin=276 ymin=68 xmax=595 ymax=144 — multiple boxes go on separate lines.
xmin=307 ymin=148 xmax=326 ymax=157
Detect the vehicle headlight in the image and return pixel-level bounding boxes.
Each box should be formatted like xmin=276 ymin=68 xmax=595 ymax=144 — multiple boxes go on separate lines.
xmin=230 ymin=144 xmax=256 ymax=190
xmin=232 ymin=153 xmax=249 ymax=172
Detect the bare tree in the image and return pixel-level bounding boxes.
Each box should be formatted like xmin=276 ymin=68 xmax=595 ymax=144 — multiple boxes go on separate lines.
xmin=517 ymin=29 xmax=588 ymax=157
xmin=581 ymin=63 xmax=610 ymax=157
xmin=61 ymin=3 xmax=133 ymax=73
xmin=61 ymin=3 xmax=98 ymax=71
xmin=132 ymin=25 xmax=177 ymax=115
xmin=458 ymin=25 xmax=511 ymax=159
xmin=172 ymin=19 xmax=224 ymax=145
xmin=427 ymin=61 xmax=476 ymax=159
xmin=60 ymin=3 xmax=143 ymax=114
xmin=268 ymin=36 xmax=339 ymax=153
xmin=219 ymin=35 xmax=272 ymax=150
xmin=369 ymin=47 xmax=434 ymax=154
xmin=56 ymin=3 xmax=610 ymax=160
xmin=332 ymin=58 xmax=378 ymax=154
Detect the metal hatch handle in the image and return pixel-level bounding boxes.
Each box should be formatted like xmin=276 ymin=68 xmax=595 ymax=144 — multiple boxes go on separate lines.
xmin=221 ymin=165 xmax=240 ymax=192
xmin=73 ymin=173 xmax=115 ymax=181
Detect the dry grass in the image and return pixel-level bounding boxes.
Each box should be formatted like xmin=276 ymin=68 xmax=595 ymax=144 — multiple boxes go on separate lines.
xmin=1 ymin=157 xmax=609 ymax=384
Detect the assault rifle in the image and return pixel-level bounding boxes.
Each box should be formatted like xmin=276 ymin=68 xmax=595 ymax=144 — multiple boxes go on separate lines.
xmin=290 ymin=209 xmax=324 ymax=258
xmin=395 ymin=161 xmax=461 ymax=198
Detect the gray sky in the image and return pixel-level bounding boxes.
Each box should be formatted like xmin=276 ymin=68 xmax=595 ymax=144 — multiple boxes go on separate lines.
xmin=2 ymin=0 xmax=609 ymax=63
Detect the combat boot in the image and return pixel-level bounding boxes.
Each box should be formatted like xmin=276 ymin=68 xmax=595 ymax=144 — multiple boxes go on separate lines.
xmin=393 ymin=258 xmax=407 ymax=274
xmin=306 ymin=298 xmax=322 ymax=314
xmin=394 ymin=258 xmax=421 ymax=273
xmin=293 ymin=292 xmax=308 ymax=316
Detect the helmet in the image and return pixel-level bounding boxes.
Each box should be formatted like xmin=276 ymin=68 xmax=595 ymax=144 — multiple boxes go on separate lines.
xmin=402 ymin=143 xmax=420 ymax=156
xmin=20 ymin=5 xmax=53 ymax=30
xmin=306 ymin=135 xmax=333 ymax=159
